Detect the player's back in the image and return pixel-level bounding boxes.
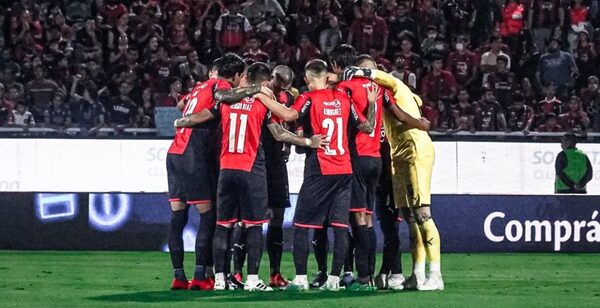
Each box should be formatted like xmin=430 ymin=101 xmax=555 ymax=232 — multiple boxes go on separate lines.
xmin=218 ymin=96 xmax=269 ymax=172
xmin=337 ymin=77 xmax=383 ymax=158
xmin=168 ymin=79 xmax=231 ymax=155
xmin=293 ymin=88 xmax=352 ymax=175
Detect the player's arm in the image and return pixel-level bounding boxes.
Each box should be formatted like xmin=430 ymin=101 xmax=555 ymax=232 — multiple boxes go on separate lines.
xmin=267 ymin=122 xmax=329 ymax=149
xmin=176 ymin=97 xmax=186 ymax=111
xmin=354 ymin=83 xmax=378 ymax=134
xmin=382 ymin=90 xmax=430 ymax=131
xmin=255 ymin=90 xmax=300 ymax=122
xmin=173 ymin=109 xmax=215 ymax=128
xmin=214 ymin=85 xmax=262 ymax=104
xmin=555 ymin=152 xmax=575 ymax=189
xmin=342 ymin=66 xmax=400 ymax=94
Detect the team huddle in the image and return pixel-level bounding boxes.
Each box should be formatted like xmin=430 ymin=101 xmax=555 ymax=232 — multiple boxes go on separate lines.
xmin=165 ymin=44 xmax=443 ymax=292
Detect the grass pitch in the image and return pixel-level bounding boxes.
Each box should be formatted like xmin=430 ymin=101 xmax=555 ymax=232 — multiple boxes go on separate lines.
xmin=0 ymin=251 xmax=598 ymax=307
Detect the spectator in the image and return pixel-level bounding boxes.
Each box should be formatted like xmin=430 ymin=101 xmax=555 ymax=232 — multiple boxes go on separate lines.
xmin=424 ymin=35 xmax=449 ymax=64
xmin=291 ymin=35 xmax=321 ymax=73
xmin=536 ymin=38 xmax=578 ymax=100
xmin=146 ymin=44 xmax=176 ymax=92
xmin=10 ymin=9 xmax=43 ymax=46
xmin=555 ymin=132 xmax=593 ymax=194
xmin=414 ymin=0 xmax=446 ymax=41
xmin=100 ymin=0 xmax=128 ymax=28
xmin=2 ymin=67 xmax=25 ymax=103
xmin=435 ymin=98 xmax=457 ymax=133
xmin=471 ymin=0 xmax=496 ymax=47
xmin=575 ymin=30 xmax=596 ymax=60
xmin=242 ymin=36 xmax=270 ymax=63
xmin=421 ymin=96 xmax=438 ymax=128
xmin=241 ymin=0 xmax=286 ymax=28
xmin=420 ymin=25 xmax=440 ymax=56
xmin=158 ymin=77 xmax=182 ymax=107
xmin=499 ymin=0 xmax=525 ymax=50
xmin=167 ymin=10 xmax=194 ymax=59
xmin=73 ymin=83 xmax=106 ymax=134
xmin=567 ymin=0 xmax=590 ymax=55
xmin=262 ymin=28 xmax=291 ymax=65
xmin=395 ymin=36 xmax=423 ymax=78
xmin=473 ymin=87 xmax=508 ymax=131
xmin=442 ymin=0 xmax=475 ymax=37
xmin=390 ymin=57 xmax=417 ymax=91
xmin=486 ymin=55 xmax=515 ymax=110
xmin=514 ymin=30 xmax=540 ymax=82
xmin=445 ymin=36 xmax=478 ymax=90
xmin=108 ymin=35 xmax=130 ymax=68
xmin=452 ymin=88 xmax=475 ymax=132
xmin=319 ymin=15 xmax=342 ymax=56
xmin=528 ymin=0 xmax=564 ymax=51
xmin=136 ymin=87 xmax=155 ymax=128
xmin=481 ymin=36 xmax=511 ymax=86
xmin=86 ymin=59 xmax=109 ymax=91
xmin=108 ymin=81 xmax=137 ymax=127
xmin=537 ymin=85 xmax=563 ymax=122
xmin=520 ymin=77 xmax=538 ymax=106
xmin=581 ymin=76 xmax=600 ymax=111
xmin=559 ymin=95 xmax=590 ymax=132
xmin=43 ymin=93 xmax=71 ymax=129
xmin=180 ymin=50 xmax=208 ymax=82
xmin=387 ymin=2 xmax=418 ymax=57
xmin=75 ymin=17 xmax=103 ymax=63
xmin=107 ymin=12 xmax=133 ymax=50
xmin=347 ymin=0 xmax=388 ymax=55
xmin=507 ymin=92 xmax=535 ymax=134
xmin=134 ymin=12 xmax=164 ymax=48
xmin=8 ymin=101 xmax=35 ymax=127
xmin=65 ymin=0 xmax=93 ymax=23
xmin=25 ymin=65 xmax=60 ymax=121
xmin=575 ymin=49 xmax=597 ymax=90
xmin=538 ymin=112 xmax=563 ymax=131
xmin=421 ymin=56 xmax=457 ymax=102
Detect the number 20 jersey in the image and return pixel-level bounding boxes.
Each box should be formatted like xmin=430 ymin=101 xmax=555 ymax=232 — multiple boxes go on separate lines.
xmin=291 ymin=88 xmax=362 ymax=176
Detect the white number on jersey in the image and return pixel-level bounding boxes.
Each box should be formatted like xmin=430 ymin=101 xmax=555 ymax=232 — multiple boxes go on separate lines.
xmin=228 ymin=112 xmax=248 ymax=153
xmin=322 ymin=117 xmax=344 ymax=156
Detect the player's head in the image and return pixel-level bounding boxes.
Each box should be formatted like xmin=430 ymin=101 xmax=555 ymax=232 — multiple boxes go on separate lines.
xmin=561 ymin=132 xmax=577 ymax=149
xmin=209 ymin=57 xmax=223 ymax=79
xmin=304 ymin=59 xmax=329 ymax=91
xmin=218 ymin=53 xmax=246 ymax=86
xmin=356 ymin=54 xmax=377 ymax=70
xmin=329 ymin=44 xmax=356 ymax=73
xmin=245 ymin=62 xmax=272 ymax=86
xmin=271 ymin=65 xmax=294 ymax=91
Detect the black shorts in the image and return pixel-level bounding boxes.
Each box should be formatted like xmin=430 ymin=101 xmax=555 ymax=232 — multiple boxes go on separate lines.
xmin=350 ymin=156 xmax=382 ymax=214
xmin=166 ymin=151 xmax=216 ymax=205
xmin=266 ymin=160 xmax=291 ymax=209
xmin=216 ymin=162 xmax=269 ymax=225
xmin=294 ymin=174 xmax=352 ymax=228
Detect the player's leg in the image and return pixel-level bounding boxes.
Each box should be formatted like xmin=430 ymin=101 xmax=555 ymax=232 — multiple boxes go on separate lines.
xmin=240 ymin=165 xmax=272 ymax=291
xmin=212 ymin=170 xmax=238 ymax=290
xmin=188 ymin=202 xmax=215 ymax=290
xmin=392 ymin=157 xmax=426 ymax=290
xmin=265 ymin=163 xmax=290 ymax=287
xmin=366 ymin=158 xmax=382 ymax=286
xmin=374 ymin=190 xmax=401 ymax=289
xmin=166 ymin=154 xmax=190 ymax=290
xmin=309 ymin=224 xmax=328 ymax=288
xmin=228 ymin=221 xmax=246 ymax=290
xmin=326 ymin=175 xmax=353 ymax=291
xmin=413 ymin=150 xmax=443 ymax=291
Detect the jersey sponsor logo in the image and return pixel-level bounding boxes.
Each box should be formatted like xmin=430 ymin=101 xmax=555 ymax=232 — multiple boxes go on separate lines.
xmin=323 ymin=99 xmax=341 ymax=108
xmin=300 ymin=96 xmax=311 ymax=114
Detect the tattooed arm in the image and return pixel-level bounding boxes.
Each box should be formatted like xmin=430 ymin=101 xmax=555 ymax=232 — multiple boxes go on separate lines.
xmin=173 ymin=109 xmax=215 ymax=128
xmin=214 ymin=85 xmax=262 ymax=104
xmin=267 ymin=122 xmax=329 ymax=149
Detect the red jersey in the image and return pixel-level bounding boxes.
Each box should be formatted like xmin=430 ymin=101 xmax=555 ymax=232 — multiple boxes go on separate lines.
xmin=445 ymin=51 xmax=477 ymax=85
xmin=215 ymin=13 xmax=252 ymax=49
xmin=349 ymin=16 xmax=388 ymax=53
xmin=168 ymin=79 xmax=231 ymax=155
xmin=337 ymin=77 xmax=391 ymax=158
xmin=421 ymin=70 xmax=457 ymax=101
xmin=292 ymin=89 xmax=363 ymax=175
xmin=214 ymin=96 xmax=270 ymax=172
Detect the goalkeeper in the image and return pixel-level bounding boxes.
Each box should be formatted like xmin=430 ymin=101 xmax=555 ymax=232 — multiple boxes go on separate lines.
xmin=342 ymin=66 xmax=443 ymax=291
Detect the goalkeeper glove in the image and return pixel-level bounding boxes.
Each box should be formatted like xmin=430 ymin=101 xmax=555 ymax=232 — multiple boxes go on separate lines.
xmin=341 ymin=66 xmax=372 ymax=81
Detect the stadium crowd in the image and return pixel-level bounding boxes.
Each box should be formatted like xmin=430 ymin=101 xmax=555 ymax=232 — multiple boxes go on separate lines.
xmin=0 ymin=0 xmax=600 ymax=134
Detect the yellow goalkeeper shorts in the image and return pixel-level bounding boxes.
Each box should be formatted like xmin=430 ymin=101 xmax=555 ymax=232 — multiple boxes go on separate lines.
xmin=390 ymin=139 xmax=435 ymax=209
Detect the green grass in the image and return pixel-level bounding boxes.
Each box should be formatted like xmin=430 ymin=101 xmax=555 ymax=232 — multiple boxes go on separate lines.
xmin=0 ymin=251 xmax=598 ymax=307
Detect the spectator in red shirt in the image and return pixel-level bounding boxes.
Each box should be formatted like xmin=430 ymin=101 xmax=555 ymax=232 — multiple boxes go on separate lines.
xmin=347 ymin=0 xmax=388 ymax=55
xmin=445 ymin=36 xmax=478 ymax=89
xmin=291 ymin=35 xmax=321 ymax=74
xmin=559 ymin=95 xmax=590 ymax=133
xmin=499 ymin=0 xmax=526 ymax=50
xmin=421 ymin=55 xmax=457 ymax=102
xmin=10 ymin=9 xmax=43 ymax=45
xmin=536 ymin=85 xmax=562 ymax=123
xmin=507 ymin=91 xmax=535 ymax=134
xmin=421 ymin=95 xmax=439 ymax=127
xmin=215 ymin=0 xmax=253 ymax=53
xmin=390 ymin=57 xmax=417 ymax=91
xmin=158 ymin=77 xmax=182 ymax=107
xmin=395 ymin=36 xmax=424 ymax=78
xmin=100 ymin=0 xmax=128 ymax=28
xmin=567 ymin=0 xmax=589 ymax=55
xmin=537 ymin=113 xmax=563 ymax=132
xmin=452 ymin=88 xmax=475 ymax=132
xmin=473 ymin=87 xmax=508 ymax=131
xmin=262 ymin=28 xmax=291 ymax=65
xmin=243 ymin=36 xmax=270 ymax=63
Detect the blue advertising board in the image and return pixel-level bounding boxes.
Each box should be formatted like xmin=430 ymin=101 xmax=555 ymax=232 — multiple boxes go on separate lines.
xmin=1 ymin=193 xmax=598 ymax=252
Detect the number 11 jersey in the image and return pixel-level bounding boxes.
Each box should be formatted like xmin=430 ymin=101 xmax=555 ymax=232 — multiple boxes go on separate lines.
xmin=291 ymin=88 xmax=363 ymax=176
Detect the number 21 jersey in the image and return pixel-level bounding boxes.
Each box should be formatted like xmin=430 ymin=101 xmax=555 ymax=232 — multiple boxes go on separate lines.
xmin=291 ymin=88 xmax=363 ymax=176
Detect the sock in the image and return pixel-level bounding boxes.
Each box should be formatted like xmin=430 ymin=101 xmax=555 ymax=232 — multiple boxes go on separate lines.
xmin=368 ymin=227 xmax=377 ymax=278
xmin=293 ymin=227 xmax=309 ymax=275
xmin=312 ymin=227 xmax=328 ymax=273
xmin=212 ymin=225 xmax=232 ymax=274
xmin=247 ymin=274 xmax=259 ymax=282
xmin=194 ymin=266 xmax=206 ymax=280
xmin=215 ymin=272 xmax=225 ymax=282
xmin=195 ymin=209 xmax=216 ymax=275
xmin=353 ymin=225 xmax=370 ymax=282
xmin=343 ymin=229 xmax=354 ymax=273
xmin=294 ymin=275 xmax=308 ymax=284
xmin=174 ymin=268 xmax=187 ymax=281
xmin=408 ymin=222 xmax=426 ymax=276
xmin=168 ymin=208 xmax=189 ymax=271
xmin=331 ymin=227 xmax=349 ymax=277
xmin=245 ymin=226 xmax=263 ymax=276
xmin=418 ymin=219 xmax=441 ymax=273
xmin=232 ymin=224 xmax=247 ymax=274
xmin=267 ymin=225 xmax=283 ymax=275
xmin=379 ymin=211 xmax=401 ymax=275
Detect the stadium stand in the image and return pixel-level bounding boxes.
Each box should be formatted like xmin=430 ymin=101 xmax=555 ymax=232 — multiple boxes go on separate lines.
xmin=0 ymin=0 xmax=599 ymax=138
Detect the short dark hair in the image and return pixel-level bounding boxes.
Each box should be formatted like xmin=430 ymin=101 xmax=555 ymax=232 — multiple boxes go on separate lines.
xmin=356 ymin=54 xmax=376 ymax=67
xmin=497 ymin=55 xmax=509 ymax=64
xmin=490 ymin=35 xmax=502 ymax=43
xmin=329 ymin=44 xmax=356 ymax=69
xmin=562 ymin=132 xmax=577 ymax=146
xmin=305 ymin=59 xmax=328 ymax=76
xmin=210 ymin=57 xmax=223 ymax=72
xmin=217 ymin=53 xmax=245 ymax=79
xmin=245 ymin=62 xmax=271 ymax=84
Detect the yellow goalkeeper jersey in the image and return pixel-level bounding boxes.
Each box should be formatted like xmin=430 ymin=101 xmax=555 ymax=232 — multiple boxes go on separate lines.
xmin=371 ymin=70 xmax=434 ymax=160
